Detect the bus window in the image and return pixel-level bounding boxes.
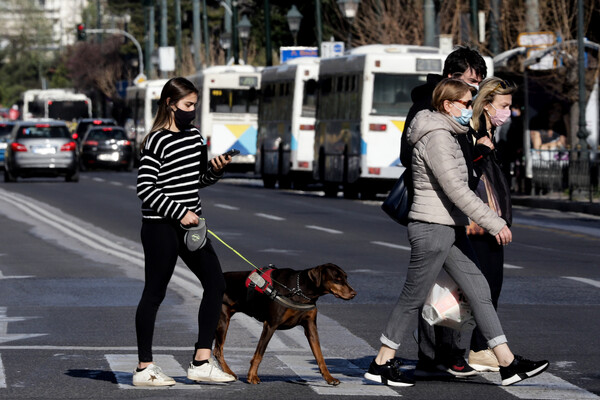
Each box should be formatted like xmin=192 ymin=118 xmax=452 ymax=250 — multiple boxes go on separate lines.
xmin=210 ymin=89 xmax=256 ymax=113
xmin=48 ymin=100 xmax=90 ymax=120
xmin=371 ymin=73 xmax=425 ymax=116
xmin=302 ymin=79 xmax=318 ymax=118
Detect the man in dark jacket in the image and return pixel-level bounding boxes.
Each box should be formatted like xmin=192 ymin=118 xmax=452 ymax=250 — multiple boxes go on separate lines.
xmin=401 ymin=46 xmax=488 ymax=377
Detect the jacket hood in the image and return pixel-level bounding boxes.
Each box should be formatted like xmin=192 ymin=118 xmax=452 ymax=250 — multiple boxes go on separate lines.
xmin=407 ymin=109 xmax=470 ymax=146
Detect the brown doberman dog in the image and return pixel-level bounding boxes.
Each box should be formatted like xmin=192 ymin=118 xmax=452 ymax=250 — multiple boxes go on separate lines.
xmin=213 ymin=263 xmax=356 ymax=385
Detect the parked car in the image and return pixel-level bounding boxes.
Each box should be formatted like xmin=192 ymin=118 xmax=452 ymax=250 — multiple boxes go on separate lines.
xmin=4 ymin=120 xmax=79 ymax=182
xmin=79 ymin=126 xmax=133 ymax=171
xmin=0 ymin=121 xmax=16 ymax=168
xmin=73 ymin=118 xmax=117 ymax=141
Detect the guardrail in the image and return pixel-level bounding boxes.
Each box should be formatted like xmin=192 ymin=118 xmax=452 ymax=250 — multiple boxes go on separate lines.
xmin=529 ymin=149 xmax=598 ymax=201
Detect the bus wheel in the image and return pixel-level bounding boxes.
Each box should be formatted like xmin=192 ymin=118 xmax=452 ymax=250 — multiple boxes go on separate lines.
xmin=343 ymin=184 xmax=359 ymax=199
xmin=263 ymin=175 xmax=277 ymax=189
xmin=323 ymin=183 xmax=338 ymax=197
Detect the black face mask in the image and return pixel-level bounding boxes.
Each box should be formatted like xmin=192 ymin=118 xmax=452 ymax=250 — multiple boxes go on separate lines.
xmin=173 ymin=107 xmax=195 ymax=130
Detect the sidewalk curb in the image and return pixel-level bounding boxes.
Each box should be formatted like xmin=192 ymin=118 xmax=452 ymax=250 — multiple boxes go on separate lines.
xmin=511 ymin=195 xmax=600 ymax=217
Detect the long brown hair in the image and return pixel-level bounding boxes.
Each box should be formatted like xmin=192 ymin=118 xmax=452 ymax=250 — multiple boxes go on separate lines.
xmin=141 ymin=77 xmax=199 ymax=149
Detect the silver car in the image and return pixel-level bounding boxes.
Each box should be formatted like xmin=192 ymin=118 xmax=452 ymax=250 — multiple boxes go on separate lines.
xmin=4 ymin=120 xmax=79 ymax=182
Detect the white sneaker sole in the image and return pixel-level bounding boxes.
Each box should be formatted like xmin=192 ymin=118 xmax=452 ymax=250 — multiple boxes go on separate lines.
xmin=187 ymin=374 xmax=235 ymax=383
xmin=132 ymin=380 xmax=176 ymax=387
xmin=469 ymin=363 xmax=500 ymax=372
xmin=364 ymin=372 xmax=414 ymax=387
xmin=501 ymin=362 xmax=549 ymax=386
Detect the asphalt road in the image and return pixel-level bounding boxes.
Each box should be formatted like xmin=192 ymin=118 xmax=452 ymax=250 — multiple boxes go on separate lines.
xmin=0 ymin=170 xmax=599 ymax=400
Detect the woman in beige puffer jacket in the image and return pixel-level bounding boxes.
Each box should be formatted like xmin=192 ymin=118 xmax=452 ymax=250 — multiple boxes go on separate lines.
xmin=364 ymin=78 xmax=548 ymax=389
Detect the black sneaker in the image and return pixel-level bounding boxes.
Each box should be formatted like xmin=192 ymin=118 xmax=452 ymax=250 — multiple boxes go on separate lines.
xmin=500 ymin=355 xmax=549 ymax=386
xmin=437 ymin=356 xmax=478 ymax=377
xmin=364 ymin=358 xmax=415 ymax=387
xmin=414 ymin=358 xmax=450 ymax=378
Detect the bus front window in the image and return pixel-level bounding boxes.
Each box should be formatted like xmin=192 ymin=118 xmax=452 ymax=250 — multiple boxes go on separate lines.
xmin=371 ymin=74 xmax=426 ymax=116
xmin=210 ymin=89 xmax=259 ymax=114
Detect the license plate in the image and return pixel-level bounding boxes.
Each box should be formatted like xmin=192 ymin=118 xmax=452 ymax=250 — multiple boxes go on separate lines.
xmin=98 ymin=152 xmax=119 ymax=162
xmin=32 ymin=146 xmax=56 ymax=155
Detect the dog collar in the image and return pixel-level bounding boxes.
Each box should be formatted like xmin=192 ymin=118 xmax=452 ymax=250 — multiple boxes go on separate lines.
xmin=246 ymin=268 xmax=316 ymax=311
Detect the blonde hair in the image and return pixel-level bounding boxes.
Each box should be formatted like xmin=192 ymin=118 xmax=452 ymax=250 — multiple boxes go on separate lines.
xmin=432 ymin=78 xmax=475 ymax=113
xmin=471 ymin=77 xmax=516 ymax=131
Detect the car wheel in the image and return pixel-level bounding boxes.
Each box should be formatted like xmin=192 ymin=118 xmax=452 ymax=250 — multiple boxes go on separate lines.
xmin=4 ymin=167 xmax=16 ymax=182
xmin=65 ymin=169 xmax=79 ymax=182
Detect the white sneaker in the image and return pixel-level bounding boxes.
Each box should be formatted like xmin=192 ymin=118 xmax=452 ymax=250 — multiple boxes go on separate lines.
xmin=187 ymin=358 xmax=236 ymax=383
xmin=132 ymin=363 xmax=176 ymax=387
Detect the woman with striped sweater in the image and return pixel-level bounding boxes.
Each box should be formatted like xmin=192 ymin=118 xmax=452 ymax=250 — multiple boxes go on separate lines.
xmin=133 ymin=77 xmax=235 ymax=387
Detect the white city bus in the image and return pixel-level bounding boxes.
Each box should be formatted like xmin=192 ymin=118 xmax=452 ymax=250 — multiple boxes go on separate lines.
xmin=256 ymin=57 xmax=319 ymax=188
xmin=22 ymin=89 xmax=92 ymax=124
xmin=124 ymin=79 xmax=169 ymax=164
xmin=187 ymin=65 xmax=262 ymax=169
xmin=313 ymin=44 xmax=492 ymax=198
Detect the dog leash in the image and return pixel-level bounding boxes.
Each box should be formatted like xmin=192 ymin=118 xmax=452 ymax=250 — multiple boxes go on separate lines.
xmin=207 ymin=229 xmax=316 ymax=311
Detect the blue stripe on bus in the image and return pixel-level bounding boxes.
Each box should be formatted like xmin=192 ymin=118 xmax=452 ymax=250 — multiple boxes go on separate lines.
xmin=234 ymin=126 xmax=257 ymax=155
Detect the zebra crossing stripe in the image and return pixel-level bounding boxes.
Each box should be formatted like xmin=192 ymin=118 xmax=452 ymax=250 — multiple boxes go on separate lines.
xmin=276 ymin=355 xmax=401 ymax=397
xmin=0 ymin=354 xmax=5 ymax=388
xmin=480 ymin=371 xmax=600 ymax=399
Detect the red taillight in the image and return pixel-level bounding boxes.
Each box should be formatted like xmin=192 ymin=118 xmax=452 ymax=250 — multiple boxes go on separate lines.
xmin=369 ymin=124 xmax=387 ymax=131
xmin=93 ymin=119 xmax=102 ymax=124
xmin=11 ymin=142 xmax=28 ymax=152
xmin=84 ymin=140 xmax=99 ymax=146
xmin=299 ymin=124 xmax=314 ymax=131
xmin=35 ymin=124 xmax=51 ymax=128
xmin=368 ymin=167 xmax=381 ymax=175
xmin=102 ymin=127 xmax=113 ymax=131
xmin=118 ymin=140 xmax=131 ymax=146
xmin=72 ymin=133 xmax=79 ymax=140
xmin=61 ymin=141 xmax=77 ymax=152
xmin=298 ymin=161 xmax=310 ymax=168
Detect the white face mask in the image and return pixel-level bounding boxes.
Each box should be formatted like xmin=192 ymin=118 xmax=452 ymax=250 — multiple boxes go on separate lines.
xmin=465 ymin=82 xmax=479 ymax=92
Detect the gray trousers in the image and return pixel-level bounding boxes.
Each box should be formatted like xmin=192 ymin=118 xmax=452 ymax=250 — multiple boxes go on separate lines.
xmin=381 ymin=221 xmax=507 ymax=351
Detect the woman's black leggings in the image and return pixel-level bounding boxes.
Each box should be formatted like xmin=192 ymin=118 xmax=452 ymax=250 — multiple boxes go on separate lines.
xmin=136 ymin=221 xmax=226 ymax=363
xmin=469 ymin=234 xmax=504 ymax=353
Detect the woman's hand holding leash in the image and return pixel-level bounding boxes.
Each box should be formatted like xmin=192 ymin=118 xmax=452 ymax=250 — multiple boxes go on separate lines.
xmin=181 ymin=210 xmax=200 ymax=226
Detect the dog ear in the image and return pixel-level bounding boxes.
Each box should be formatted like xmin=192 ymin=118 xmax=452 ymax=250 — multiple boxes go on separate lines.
xmin=308 ymin=265 xmax=324 ymax=288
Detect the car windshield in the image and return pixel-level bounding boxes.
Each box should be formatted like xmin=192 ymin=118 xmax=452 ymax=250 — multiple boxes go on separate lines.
xmin=87 ymin=129 xmax=127 ymax=141
xmin=77 ymin=120 xmax=116 ymax=136
xmin=18 ymin=125 xmax=70 ymax=139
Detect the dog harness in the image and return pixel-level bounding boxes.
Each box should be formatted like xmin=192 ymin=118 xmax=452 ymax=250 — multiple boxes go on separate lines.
xmin=245 ymin=267 xmax=316 ymax=311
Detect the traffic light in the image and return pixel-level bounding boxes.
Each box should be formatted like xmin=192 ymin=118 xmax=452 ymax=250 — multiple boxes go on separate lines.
xmin=76 ymin=24 xmax=86 ymax=41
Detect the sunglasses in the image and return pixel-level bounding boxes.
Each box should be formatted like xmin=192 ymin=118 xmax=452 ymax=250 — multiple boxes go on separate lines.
xmin=491 ymin=80 xmax=509 ymax=95
xmin=454 ymin=99 xmax=473 ymax=108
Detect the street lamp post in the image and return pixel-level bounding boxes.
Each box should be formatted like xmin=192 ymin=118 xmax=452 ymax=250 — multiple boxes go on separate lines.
xmin=220 ymin=31 xmax=232 ymax=64
xmin=238 ymin=15 xmax=251 ymax=64
xmin=286 ymin=5 xmax=302 ymax=46
xmin=336 ymin=0 xmax=360 ymax=49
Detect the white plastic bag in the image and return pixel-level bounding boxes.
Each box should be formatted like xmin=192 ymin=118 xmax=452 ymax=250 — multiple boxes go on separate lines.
xmin=422 ymin=270 xmax=474 ymax=330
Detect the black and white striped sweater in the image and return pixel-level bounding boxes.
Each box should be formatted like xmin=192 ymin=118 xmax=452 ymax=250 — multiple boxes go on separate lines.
xmin=136 ymin=126 xmax=221 ymax=222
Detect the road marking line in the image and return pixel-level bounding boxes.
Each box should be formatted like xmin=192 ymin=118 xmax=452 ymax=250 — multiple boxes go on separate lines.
xmin=127 ymin=185 xmax=136 ymax=190
xmin=305 ymin=225 xmax=342 ymax=234
xmin=0 ymin=345 xmax=306 ymax=352
xmin=371 ymin=241 xmax=411 ymax=251
xmin=92 ymin=177 xmax=105 ymax=182
xmin=214 ymin=204 xmax=240 ymax=210
xmin=0 ymin=270 xmax=34 ymax=279
xmin=110 ymin=181 xmax=123 ymax=186
xmin=504 ymin=264 xmax=524 ymax=269
xmin=255 ymin=213 xmax=285 ymax=221
xmin=276 ymin=355 xmax=400 ymax=397
xmin=0 ymin=354 xmax=5 ymax=388
xmin=480 ymin=371 xmax=600 ymax=399
xmin=563 ymin=276 xmax=600 ymax=289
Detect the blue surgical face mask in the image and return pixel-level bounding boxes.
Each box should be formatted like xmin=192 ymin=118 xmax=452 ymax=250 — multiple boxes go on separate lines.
xmin=451 ymin=103 xmax=473 ymax=126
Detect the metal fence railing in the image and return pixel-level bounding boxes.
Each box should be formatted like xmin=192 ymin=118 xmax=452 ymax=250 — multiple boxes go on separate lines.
xmin=530 ymin=149 xmax=598 ymax=200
